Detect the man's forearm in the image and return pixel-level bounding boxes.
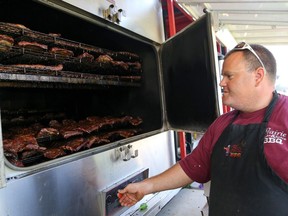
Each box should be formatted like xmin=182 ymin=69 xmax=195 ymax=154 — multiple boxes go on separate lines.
xmin=144 ymin=163 xmax=193 ymax=194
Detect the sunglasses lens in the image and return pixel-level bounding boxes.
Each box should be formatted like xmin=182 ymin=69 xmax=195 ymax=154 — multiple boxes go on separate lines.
xmin=235 ymin=42 xmax=246 ymax=49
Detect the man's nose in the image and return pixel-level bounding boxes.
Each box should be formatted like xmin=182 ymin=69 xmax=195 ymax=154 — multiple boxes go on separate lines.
xmin=219 ymin=78 xmax=225 ymax=87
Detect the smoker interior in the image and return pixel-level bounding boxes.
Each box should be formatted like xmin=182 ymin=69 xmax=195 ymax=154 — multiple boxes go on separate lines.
xmin=0 ymin=0 xmax=162 ymax=168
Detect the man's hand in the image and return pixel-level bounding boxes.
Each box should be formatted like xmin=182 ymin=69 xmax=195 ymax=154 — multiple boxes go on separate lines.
xmin=117 ymin=182 xmax=147 ymax=206
xmin=118 ymin=163 xmax=192 ymax=207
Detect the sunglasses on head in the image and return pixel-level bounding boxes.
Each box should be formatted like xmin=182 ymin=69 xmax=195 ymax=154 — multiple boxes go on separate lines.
xmin=232 ymin=42 xmax=267 ymax=74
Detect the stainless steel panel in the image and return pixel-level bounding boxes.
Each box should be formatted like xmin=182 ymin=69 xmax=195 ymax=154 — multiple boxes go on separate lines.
xmin=0 ymin=131 xmax=176 ymax=216
xmin=61 ymin=0 xmax=165 ymax=43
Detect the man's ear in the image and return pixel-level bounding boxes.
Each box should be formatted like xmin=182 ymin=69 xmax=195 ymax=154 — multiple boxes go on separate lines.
xmin=255 ymin=67 xmax=265 ymax=86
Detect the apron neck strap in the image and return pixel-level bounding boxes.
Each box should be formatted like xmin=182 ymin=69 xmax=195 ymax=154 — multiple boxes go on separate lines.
xmin=263 ymin=91 xmax=278 ymax=123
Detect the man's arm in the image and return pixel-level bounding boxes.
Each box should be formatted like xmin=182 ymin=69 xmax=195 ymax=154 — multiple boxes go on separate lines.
xmin=118 ymin=163 xmax=193 ymax=207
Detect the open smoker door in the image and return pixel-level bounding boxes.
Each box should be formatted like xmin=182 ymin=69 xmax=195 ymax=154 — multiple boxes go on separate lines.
xmin=161 ymin=13 xmax=221 ymax=132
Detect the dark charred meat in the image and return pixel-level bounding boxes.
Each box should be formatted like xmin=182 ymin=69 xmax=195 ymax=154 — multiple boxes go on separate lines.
xmin=50 ymin=47 xmax=74 ymax=57
xmin=10 ymin=64 xmax=63 ymax=71
xmin=21 ymin=150 xmax=41 ymax=159
xmin=37 ymin=128 xmax=60 ymax=138
xmin=127 ymin=62 xmax=142 ymax=70
xmin=48 ymin=33 xmax=61 ymax=37
xmin=95 ymin=55 xmax=129 ymax=70
xmin=61 ymin=138 xmax=88 ymax=152
xmin=2 ymin=114 xmax=142 ymax=167
xmin=95 ymin=54 xmax=113 ymax=63
xmin=77 ymin=120 xmax=102 ymax=134
xmin=111 ymin=61 xmax=129 ymax=70
xmin=62 ymin=119 xmax=77 ymax=126
xmin=5 ymin=23 xmax=29 ymax=30
xmin=0 ymin=65 xmax=20 ymax=72
xmin=59 ymin=119 xmax=83 ymax=139
xmin=0 ymin=34 xmax=14 ymax=51
xmin=77 ymin=52 xmax=94 ymax=62
xmin=104 ymin=129 xmax=139 ymax=140
xmin=17 ymin=41 xmax=48 ymax=51
xmin=59 ymin=126 xmax=83 ymax=139
xmin=3 ymin=135 xmax=43 ymax=154
xmin=43 ymin=148 xmax=66 ymax=159
xmin=85 ymin=135 xmax=110 ymax=148
xmin=130 ymin=117 xmax=143 ymax=126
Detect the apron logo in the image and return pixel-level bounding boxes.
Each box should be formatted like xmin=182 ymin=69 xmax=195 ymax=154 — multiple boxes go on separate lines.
xmin=265 ymin=127 xmax=286 ymax=145
xmin=224 ymin=144 xmax=243 ymax=158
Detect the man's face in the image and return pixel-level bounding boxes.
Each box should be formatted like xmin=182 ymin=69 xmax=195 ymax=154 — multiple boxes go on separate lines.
xmin=220 ymin=52 xmax=257 ymax=111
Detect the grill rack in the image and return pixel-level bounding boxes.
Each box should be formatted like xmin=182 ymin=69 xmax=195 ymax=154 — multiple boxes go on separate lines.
xmin=0 ymin=22 xmax=142 ymax=88
xmin=0 ymin=22 xmax=141 ymax=62
xmin=0 ymin=67 xmax=141 ymax=88
xmin=0 ymin=45 xmax=142 ymax=75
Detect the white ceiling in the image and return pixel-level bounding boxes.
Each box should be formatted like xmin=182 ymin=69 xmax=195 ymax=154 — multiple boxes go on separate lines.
xmin=175 ymin=0 xmax=288 ymax=46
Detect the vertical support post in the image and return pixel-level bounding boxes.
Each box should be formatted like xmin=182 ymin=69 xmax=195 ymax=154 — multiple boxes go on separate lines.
xmin=178 ymin=131 xmax=187 ymax=159
xmin=167 ymin=0 xmax=176 ymax=37
xmin=166 ymin=0 xmax=186 ymax=158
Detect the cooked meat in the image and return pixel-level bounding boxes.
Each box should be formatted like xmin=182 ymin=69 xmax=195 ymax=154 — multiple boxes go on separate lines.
xmin=59 ymin=127 xmax=83 ymax=139
xmin=2 ymin=114 xmax=142 ymax=167
xmin=85 ymin=116 xmax=142 ymax=129
xmin=62 ymin=119 xmax=77 ymax=126
xmin=50 ymin=47 xmax=74 ymax=57
xmin=10 ymin=64 xmax=63 ymax=71
xmin=95 ymin=54 xmax=113 ymax=63
xmin=77 ymin=52 xmax=94 ymax=62
xmin=5 ymin=23 xmax=29 ymax=30
xmin=77 ymin=120 xmax=103 ymax=134
xmin=43 ymin=148 xmax=66 ymax=159
xmin=37 ymin=128 xmax=60 ymax=138
xmin=48 ymin=33 xmax=61 ymax=37
xmin=17 ymin=41 xmax=48 ymax=51
xmin=3 ymin=135 xmax=41 ymax=154
xmin=116 ymin=129 xmax=138 ymax=138
xmin=21 ymin=150 xmax=40 ymax=159
xmin=0 ymin=65 xmax=20 ymax=72
xmin=61 ymin=138 xmax=88 ymax=152
xmin=111 ymin=60 xmax=129 ymax=70
xmin=85 ymin=135 xmax=110 ymax=148
xmin=130 ymin=117 xmax=143 ymax=126
xmin=0 ymin=34 xmax=14 ymax=51
xmin=95 ymin=55 xmax=134 ymax=71
xmin=127 ymin=61 xmax=142 ymax=70
xmin=104 ymin=129 xmax=139 ymax=140
xmin=57 ymin=119 xmax=82 ymax=138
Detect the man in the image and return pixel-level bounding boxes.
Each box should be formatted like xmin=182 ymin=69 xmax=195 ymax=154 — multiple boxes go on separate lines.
xmin=118 ymin=43 xmax=288 ymax=216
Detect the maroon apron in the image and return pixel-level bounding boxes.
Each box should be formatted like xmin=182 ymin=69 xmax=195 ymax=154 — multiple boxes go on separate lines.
xmin=210 ymin=92 xmax=288 ymax=216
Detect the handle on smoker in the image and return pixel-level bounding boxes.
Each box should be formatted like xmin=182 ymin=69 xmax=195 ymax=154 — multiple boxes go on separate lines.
xmin=128 ymin=145 xmax=138 ymax=158
xmin=119 ymin=145 xmax=138 ymax=161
